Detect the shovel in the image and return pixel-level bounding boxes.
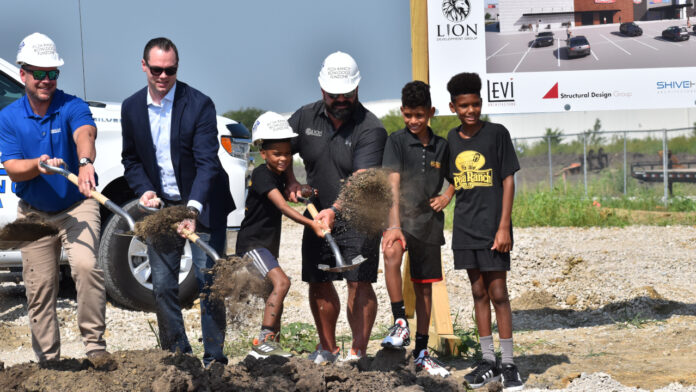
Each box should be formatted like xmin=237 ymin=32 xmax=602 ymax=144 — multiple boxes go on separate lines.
xmin=297 ymin=196 xmax=365 ymax=273
xmin=173 ymin=224 xmax=224 ymax=263
xmin=39 ymin=162 xmax=136 ymax=232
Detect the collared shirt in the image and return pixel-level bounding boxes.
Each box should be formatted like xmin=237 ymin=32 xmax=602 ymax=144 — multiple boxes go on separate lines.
xmin=382 ymin=127 xmax=449 ymax=245
xmin=147 ymin=83 xmax=180 ymax=200
xmin=288 ymin=100 xmax=387 ymax=210
xmin=0 ymin=90 xmax=95 ymax=212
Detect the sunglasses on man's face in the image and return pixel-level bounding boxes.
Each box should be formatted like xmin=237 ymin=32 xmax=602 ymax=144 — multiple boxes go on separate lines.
xmin=146 ymin=63 xmax=178 ymax=76
xmin=23 ymin=68 xmax=60 ymax=81
xmin=326 ymin=89 xmax=357 ymax=100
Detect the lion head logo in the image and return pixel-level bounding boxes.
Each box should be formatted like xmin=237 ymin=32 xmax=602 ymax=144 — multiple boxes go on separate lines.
xmin=442 ymin=0 xmax=470 ymax=23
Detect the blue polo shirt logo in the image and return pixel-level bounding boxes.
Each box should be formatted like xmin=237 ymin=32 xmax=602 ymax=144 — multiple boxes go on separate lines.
xmin=51 ymin=128 xmax=61 ymax=134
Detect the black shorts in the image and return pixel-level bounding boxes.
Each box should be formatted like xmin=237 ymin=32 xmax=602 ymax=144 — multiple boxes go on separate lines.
xmin=453 ymin=249 xmax=510 ymax=271
xmin=242 ymin=248 xmax=279 ymax=278
xmin=302 ymin=214 xmax=379 ymax=283
xmin=403 ymin=232 xmax=442 ymax=283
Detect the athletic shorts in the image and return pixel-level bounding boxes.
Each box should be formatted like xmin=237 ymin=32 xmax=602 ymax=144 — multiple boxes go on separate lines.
xmin=403 ymin=232 xmax=442 ymax=283
xmin=453 ymin=249 xmax=510 ymax=271
xmin=301 ymin=214 xmax=379 ymax=283
xmin=242 ymin=248 xmax=279 ymax=278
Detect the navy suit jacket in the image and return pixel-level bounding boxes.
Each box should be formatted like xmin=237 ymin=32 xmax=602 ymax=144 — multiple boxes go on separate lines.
xmin=120 ymin=81 xmax=234 ymax=229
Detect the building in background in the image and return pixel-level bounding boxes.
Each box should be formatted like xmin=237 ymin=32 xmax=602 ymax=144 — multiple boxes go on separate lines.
xmin=497 ymin=0 xmax=692 ymax=31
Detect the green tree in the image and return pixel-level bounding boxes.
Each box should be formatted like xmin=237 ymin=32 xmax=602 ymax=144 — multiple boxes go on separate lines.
xmin=381 ymin=109 xmax=403 ymax=135
xmin=223 ymin=107 xmax=264 ymax=132
xmin=544 ymin=127 xmax=564 ymax=146
xmin=581 ymin=118 xmax=605 ymax=147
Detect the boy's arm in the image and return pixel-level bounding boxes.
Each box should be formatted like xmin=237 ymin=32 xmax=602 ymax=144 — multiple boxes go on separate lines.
xmin=382 ymin=171 xmax=406 ymax=252
xmin=430 ymin=183 xmax=455 ymax=212
xmin=491 ymin=175 xmax=515 ymax=253
xmin=266 ymin=188 xmax=327 ymax=238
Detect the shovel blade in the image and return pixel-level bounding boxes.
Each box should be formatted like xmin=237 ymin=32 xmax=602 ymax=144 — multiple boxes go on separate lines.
xmin=318 ymin=255 xmax=367 ymax=273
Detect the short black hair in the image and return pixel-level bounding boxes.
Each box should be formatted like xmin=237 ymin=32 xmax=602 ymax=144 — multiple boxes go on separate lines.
xmin=401 ymin=81 xmax=432 ymax=109
xmin=143 ymin=37 xmax=179 ymax=63
xmin=446 ymin=72 xmax=481 ymax=102
xmin=260 ymin=138 xmax=291 ymax=151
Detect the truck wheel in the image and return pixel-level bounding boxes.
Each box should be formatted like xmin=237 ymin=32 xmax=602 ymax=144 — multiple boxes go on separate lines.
xmin=98 ymin=199 xmax=198 ymax=312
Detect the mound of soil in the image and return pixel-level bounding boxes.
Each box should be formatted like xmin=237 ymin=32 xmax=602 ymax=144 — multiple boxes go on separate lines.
xmin=0 ymin=349 xmax=466 ymax=392
xmin=134 ymin=206 xmax=193 ymax=251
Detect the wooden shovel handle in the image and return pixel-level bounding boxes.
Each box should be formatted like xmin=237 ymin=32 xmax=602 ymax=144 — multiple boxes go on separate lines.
xmin=172 ymin=223 xmax=200 ymax=242
xmin=65 ymin=172 xmax=110 ymax=205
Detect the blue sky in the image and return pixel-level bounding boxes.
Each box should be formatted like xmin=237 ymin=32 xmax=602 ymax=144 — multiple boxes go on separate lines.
xmin=1 ymin=0 xmax=412 ymax=114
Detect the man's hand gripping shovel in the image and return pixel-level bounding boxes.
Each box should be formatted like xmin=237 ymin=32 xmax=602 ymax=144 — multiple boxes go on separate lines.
xmin=297 ymin=196 xmax=366 ymax=273
xmin=40 ymin=162 xmax=136 ymax=234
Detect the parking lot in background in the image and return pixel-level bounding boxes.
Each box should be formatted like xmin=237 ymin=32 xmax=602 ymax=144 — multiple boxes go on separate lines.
xmin=486 ymin=19 xmax=696 ymax=73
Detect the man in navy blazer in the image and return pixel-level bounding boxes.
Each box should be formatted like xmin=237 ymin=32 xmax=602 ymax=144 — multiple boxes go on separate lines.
xmin=121 ymin=37 xmax=233 ymax=366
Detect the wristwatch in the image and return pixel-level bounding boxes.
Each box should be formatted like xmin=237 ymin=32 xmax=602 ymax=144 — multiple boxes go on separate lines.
xmin=79 ymin=157 xmax=93 ymax=167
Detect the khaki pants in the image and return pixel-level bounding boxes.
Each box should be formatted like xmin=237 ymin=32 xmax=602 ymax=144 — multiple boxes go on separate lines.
xmin=18 ymin=198 xmax=106 ymax=361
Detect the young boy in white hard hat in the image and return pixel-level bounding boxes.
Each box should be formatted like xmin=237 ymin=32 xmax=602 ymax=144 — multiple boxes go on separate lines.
xmin=236 ymin=111 xmax=328 ymax=358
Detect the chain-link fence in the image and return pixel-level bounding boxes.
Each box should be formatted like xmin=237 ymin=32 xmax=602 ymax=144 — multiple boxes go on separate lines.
xmin=512 ymin=127 xmax=696 ymax=205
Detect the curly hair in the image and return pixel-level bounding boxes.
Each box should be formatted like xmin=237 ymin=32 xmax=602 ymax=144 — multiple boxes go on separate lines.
xmin=401 ymin=80 xmax=432 ymax=109
xmin=446 ymin=72 xmax=481 ymax=102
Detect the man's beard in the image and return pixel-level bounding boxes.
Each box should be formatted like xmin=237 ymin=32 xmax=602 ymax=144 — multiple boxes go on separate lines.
xmin=326 ymin=99 xmax=356 ymax=121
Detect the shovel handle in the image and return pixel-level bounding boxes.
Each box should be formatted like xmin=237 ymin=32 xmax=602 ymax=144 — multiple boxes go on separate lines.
xmin=174 ymin=224 xmax=222 ymax=262
xmin=39 ymin=162 xmax=136 ymax=231
xmin=297 ymin=197 xmax=345 ymax=267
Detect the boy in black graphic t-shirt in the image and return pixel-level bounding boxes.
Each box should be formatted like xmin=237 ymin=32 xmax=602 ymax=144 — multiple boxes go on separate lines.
xmin=446 ymin=73 xmax=524 ymax=391
xmin=236 ymin=112 xmax=327 ymax=359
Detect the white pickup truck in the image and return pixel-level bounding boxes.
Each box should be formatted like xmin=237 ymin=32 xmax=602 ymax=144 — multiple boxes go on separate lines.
xmin=0 ymin=57 xmax=252 ymax=311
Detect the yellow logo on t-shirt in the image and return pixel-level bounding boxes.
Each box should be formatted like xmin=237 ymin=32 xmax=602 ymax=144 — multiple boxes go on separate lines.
xmin=453 ymin=150 xmax=493 ymax=190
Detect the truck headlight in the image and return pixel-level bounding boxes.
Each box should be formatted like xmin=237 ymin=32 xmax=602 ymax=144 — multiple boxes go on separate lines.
xmin=221 ymin=135 xmax=251 ymax=161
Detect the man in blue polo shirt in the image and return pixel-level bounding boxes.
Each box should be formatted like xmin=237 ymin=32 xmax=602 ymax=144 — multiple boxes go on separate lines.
xmin=0 ymin=33 xmax=107 ymax=363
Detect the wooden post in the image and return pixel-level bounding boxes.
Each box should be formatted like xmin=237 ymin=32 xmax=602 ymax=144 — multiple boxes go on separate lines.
xmin=403 ymin=0 xmax=461 ymax=356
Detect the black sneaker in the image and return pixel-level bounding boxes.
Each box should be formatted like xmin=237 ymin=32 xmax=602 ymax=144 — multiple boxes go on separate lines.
xmin=501 ymin=363 xmax=524 ymax=391
xmin=463 ymin=359 xmax=500 ymax=388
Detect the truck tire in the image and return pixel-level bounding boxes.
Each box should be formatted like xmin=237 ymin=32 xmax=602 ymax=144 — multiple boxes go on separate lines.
xmin=98 ymin=199 xmax=198 ymax=312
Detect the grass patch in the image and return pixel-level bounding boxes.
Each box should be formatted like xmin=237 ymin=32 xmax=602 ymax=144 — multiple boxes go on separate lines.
xmin=278 ymin=322 xmax=318 ymax=354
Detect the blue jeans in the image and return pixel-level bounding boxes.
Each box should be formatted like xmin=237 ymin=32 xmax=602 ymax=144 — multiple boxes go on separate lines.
xmin=148 ymin=228 xmax=227 ymax=366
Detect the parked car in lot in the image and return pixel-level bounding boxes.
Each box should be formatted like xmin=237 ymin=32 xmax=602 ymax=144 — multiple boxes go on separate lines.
xmin=533 ymin=31 xmax=555 ymax=47
xmin=567 ymin=36 xmax=591 ymax=58
xmin=661 ymin=26 xmax=689 ymax=41
xmin=0 ymin=56 xmax=252 ymax=311
xmin=619 ymin=22 xmax=642 ymax=37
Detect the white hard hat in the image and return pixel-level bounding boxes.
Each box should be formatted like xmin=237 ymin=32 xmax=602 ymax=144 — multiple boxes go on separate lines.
xmin=317 ymin=51 xmax=361 ymax=94
xmin=252 ymin=111 xmax=298 ymax=146
xmin=16 ymin=32 xmax=64 ymax=68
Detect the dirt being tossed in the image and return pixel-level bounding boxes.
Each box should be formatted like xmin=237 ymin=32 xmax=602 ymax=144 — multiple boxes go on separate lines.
xmin=0 ymin=213 xmax=59 ymax=243
xmin=337 ymin=168 xmax=393 ymax=235
xmin=134 ymin=205 xmax=193 ymax=251
xmin=209 ymin=254 xmax=271 ymax=319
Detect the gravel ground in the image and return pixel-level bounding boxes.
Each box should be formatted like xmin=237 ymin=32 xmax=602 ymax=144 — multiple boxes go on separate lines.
xmin=1 ymin=221 xmax=695 ymax=391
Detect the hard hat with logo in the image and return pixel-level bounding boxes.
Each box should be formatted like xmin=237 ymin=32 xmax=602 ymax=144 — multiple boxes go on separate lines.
xmin=252 ymin=111 xmax=298 ymax=146
xmin=317 ymin=51 xmax=361 ymax=94
xmin=16 ymin=32 xmax=64 ymax=68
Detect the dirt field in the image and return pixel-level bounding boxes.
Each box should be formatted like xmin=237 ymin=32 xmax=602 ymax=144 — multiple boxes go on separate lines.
xmin=0 ymin=222 xmax=695 ymax=391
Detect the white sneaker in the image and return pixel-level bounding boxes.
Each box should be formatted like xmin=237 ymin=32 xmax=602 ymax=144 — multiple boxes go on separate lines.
xmin=339 ymin=348 xmax=364 ymax=362
xmin=414 ymin=349 xmax=450 ymax=377
xmin=308 ymin=344 xmax=340 ymax=364
xmin=381 ymin=318 xmax=411 ymax=348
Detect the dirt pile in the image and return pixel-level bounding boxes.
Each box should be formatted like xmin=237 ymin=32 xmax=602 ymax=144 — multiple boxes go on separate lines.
xmin=209 ymin=255 xmax=271 ymax=319
xmin=134 ymin=205 xmax=193 ymax=251
xmin=337 ymin=168 xmax=392 ymax=235
xmin=0 ymin=213 xmax=59 ymax=247
xmin=0 ymin=350 xmax=467 ymax=392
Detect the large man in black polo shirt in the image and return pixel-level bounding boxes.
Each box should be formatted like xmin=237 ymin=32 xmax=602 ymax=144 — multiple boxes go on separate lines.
xmin=286 ymin=51 xmax=387 ymax=363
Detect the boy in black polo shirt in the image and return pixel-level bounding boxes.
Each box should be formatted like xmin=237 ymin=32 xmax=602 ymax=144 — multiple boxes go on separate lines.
xmin=381 ymin=81 xmax=454 ymax=377
xmin=236 ymin=112 xmax=328 ymax=359
xmin=446 ymin=73 xmax=523 ymax=391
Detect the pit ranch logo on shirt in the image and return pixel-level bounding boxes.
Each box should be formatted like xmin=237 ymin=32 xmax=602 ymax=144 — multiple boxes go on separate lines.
xmin=453 ymin=150 xmax=492 ymax=190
